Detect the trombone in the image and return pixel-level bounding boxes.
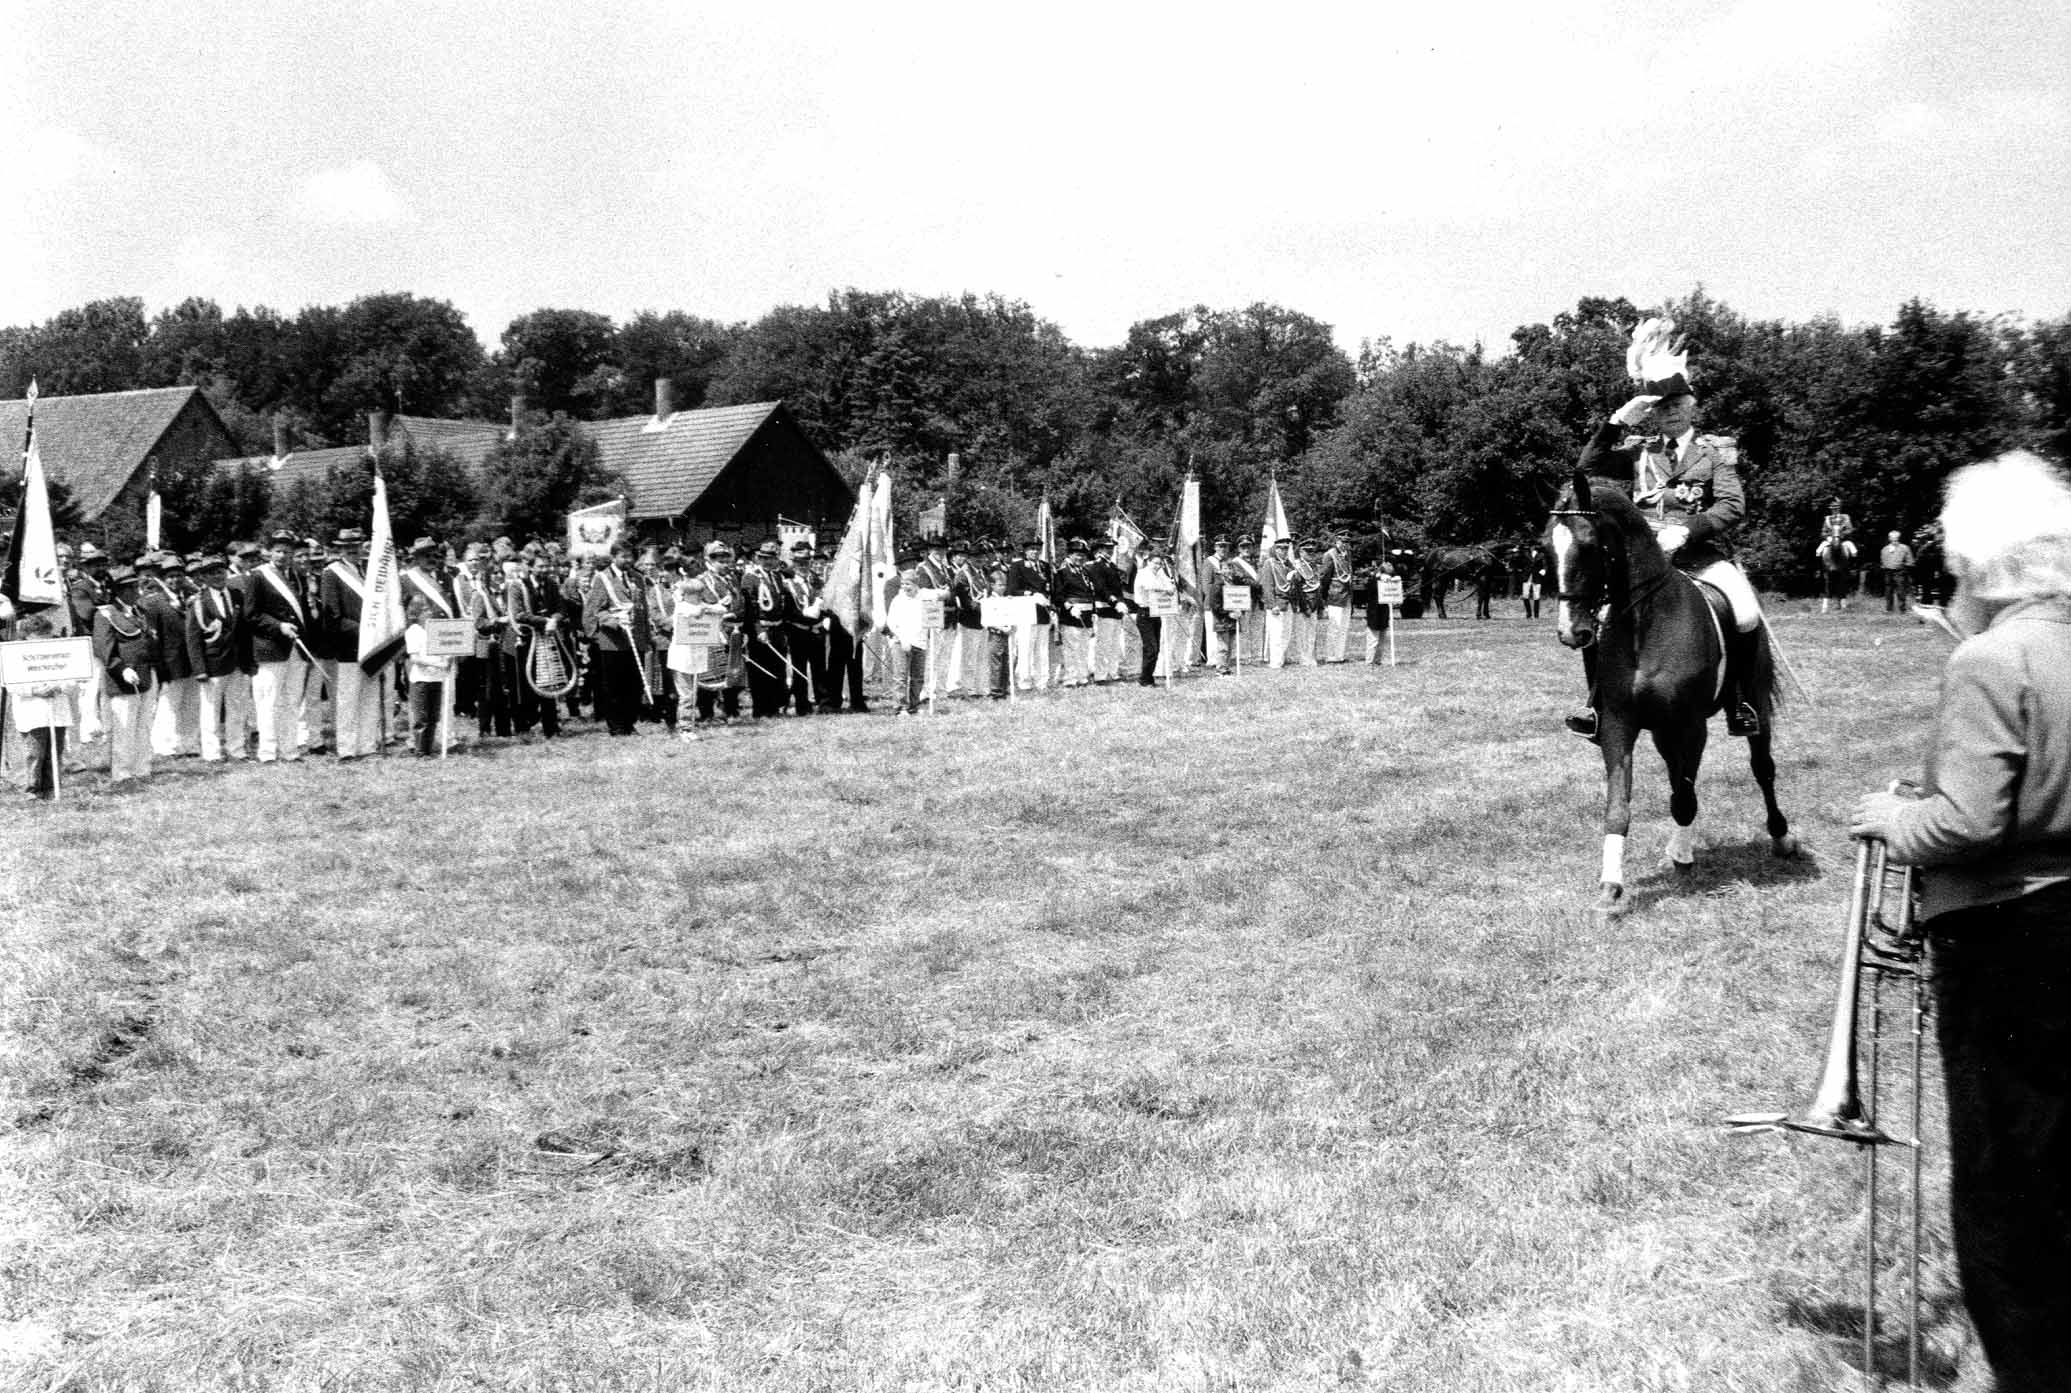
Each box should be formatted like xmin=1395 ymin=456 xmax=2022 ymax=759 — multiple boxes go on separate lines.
xmin=1727 ymin=807 xmax=1928 ymax=1390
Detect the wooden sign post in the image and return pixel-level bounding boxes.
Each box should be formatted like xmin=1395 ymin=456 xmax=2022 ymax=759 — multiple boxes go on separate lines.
xmin=1377 ymin=575 xmax=1404 ymax=667
xmin=921 ymin=593 xmax=947 ymax=717
xmin=423 ymin=619 xmax=474 ymax=758
xmin=1 ymin=637 xmax=92 ymax=801
xmin=1222 ymin=587 xmax=1252 ymax=677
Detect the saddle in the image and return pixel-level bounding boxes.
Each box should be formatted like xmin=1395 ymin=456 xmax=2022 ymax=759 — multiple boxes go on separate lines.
xmin=1695 ymin=579 xmax=1734 ymax=706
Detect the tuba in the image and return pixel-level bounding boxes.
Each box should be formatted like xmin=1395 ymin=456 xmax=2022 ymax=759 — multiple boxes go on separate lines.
xmin=1726 ymin=796 xmax=1928 ymax=1389
xmin=525 ymin=623 xmax=580 ymax=699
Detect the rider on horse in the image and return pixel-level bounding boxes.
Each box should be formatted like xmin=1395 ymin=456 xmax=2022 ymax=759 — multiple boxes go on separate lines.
xmin=1566 ymin=318 xmax=1765 ymax=740
xmin=1819 ymin=497 xmax=1857 ymax=561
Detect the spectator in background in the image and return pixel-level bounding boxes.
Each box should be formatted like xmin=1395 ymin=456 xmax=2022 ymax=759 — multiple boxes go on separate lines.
xmin=7 ymin=608 xmax=74 ymax=799
xmin=1850 ymin=451 xmax=2071 ymax=1392
xmin=1881 ymin=529 xmax=1917 ymax=613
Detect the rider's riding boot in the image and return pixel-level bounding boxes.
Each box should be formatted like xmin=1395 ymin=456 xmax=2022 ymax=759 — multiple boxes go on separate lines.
xmin=1565 ymin=707 xmax=1601 ymax=742
xmin=1725 ymin=628 xmax=1762 ymax=737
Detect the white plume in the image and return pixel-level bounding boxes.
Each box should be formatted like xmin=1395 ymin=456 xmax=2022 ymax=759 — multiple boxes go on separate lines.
xmin=1626 ymin=317 xmax=1689 ymax=387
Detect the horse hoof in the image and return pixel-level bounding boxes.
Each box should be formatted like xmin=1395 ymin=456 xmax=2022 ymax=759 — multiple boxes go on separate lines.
xmin=1772 ymin=833 xmax=1801 ymax=859
xmin=1672 ymin=859 xmax=1695 ymax=878
xmin=1592 ymin=885 xmax=1628 ymax=922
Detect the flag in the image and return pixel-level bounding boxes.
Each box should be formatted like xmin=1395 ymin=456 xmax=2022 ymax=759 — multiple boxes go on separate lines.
xmin=566 ymin=497 xmax=627 ymax=558
xmin=1261 ymin=475 xmax=1291 ymax=554
xmin=357 ymin=467 xmax=407 ymax=673
xmin=145 ymin=461 xmax=162 ymax=550
xmin=917 ymin=496 xmax=947 ymax=541
xmin=825 ymin=468 xmax=896 ymax=635
xmin=1036 ymin=493 xmax=1056 ymax=567
xmin=777 ymin=517 xmax=816 ymax=556
xmin=3 ymin=384 xmax=65 ymax=615
xmin=1107 ymin=501 xmax=1145 ymax=568
xmin=1174 ymin=474 xmax=1203 ymax=610
xmin=867 ymin=469 xmax=897 ymax=629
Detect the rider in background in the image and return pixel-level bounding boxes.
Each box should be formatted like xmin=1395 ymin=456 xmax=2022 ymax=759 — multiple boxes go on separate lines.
xmin=1820 ymin=495 xmax=1859 ymax=610
xmin=1567 ymin=317 xmax=1764 ymax=740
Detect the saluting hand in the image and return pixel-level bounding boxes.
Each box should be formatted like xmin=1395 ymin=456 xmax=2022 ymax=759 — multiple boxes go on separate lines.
xmin=1610 ymin=395 xmax=1661 ymax=429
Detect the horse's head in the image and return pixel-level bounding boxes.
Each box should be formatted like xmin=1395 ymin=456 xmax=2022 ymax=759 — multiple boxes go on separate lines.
xmin=1547 ymin=469 xmax=1612 ymax=649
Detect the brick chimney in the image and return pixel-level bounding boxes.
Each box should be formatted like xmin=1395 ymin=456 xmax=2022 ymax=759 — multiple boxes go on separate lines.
xmin=509 ymin=393 xmax=525 ymax=441
xmin=368 ymin=410 xmax=393 ymax=453
xmin=655 ymin=377 xmax=674 ymax=421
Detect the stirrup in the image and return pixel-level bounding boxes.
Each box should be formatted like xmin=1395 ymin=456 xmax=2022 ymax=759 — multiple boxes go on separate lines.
xmin=1727 ymin=703 xmax=1762 ymax=737
xmin=1564 ymin=709 xmax=1599 ymax=740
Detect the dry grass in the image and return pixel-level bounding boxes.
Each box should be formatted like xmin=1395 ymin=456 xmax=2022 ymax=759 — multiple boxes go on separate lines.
xmin=1 ymin=604 xmax=1988 ymax=1390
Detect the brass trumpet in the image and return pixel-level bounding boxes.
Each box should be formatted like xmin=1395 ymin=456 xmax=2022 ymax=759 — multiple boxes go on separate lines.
xmin=1727 ymin=810 xmax=1928 ymax=1389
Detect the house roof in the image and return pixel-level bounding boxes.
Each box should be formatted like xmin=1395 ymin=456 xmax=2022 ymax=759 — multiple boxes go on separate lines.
xmin=216 ymin=415 xmax=509 ymax=494
xmin=0 ymin=386 xmax=215 ymax=519
xmin=588 ymin=400 xmax=789 ymax=519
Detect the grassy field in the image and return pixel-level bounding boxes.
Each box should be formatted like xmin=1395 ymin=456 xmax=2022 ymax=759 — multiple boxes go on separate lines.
xmin=2 ymin=604 xmax=1984 ymax=1391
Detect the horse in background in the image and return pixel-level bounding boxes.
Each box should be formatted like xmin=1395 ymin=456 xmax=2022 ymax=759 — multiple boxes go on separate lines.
xmin=1419 ymin=544 xmax=1495 ymax=619
xmin=1547 ymin=470 xmax=1797 ymax=920
xmin=1815 ymin=536 xmax=1856 ymax=612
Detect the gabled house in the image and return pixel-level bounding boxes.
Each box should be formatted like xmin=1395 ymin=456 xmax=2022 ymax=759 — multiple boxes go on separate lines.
xmin=0 ymin=386 xmax=241 ymax=529
xmin=215 ymin=411 xmax=509 ymax=499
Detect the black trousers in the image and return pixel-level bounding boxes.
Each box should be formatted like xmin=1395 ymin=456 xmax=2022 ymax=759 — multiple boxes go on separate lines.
xmin=745 ymin=635 xmax=786 ymax=717
xmin=653 ymin=660 xmax=677 ymax=730
xmin=591 ymin=646 xmax=644 ymax=735
xmin=1136 ymin=614 xmax=1162 ymax=685
xmin=694 ymin=682 xmax=741 ymax=722
xmin=408 ymin=679 xmax=444 ymax=756
xmin=1931 ymin=880 xmax=2071 ymax=1392
xmin=476 ymin=651 xmax=512 ymax=737
xmin=825 ymin=624 xmax=867 ymax=711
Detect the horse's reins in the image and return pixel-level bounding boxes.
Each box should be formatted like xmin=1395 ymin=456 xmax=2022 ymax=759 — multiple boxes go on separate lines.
xmin=1546 ymin=506 xmax=1681 ymax=624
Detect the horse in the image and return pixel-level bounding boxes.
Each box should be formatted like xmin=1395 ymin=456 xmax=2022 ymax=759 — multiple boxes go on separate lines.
xmin=1420 ymin=544 xmax=1494 ymax=619
xmin=1815 ymin=537 xmax=1855 ymax=612
xmin=1546 ymin=470 xmax=1798 ymax=920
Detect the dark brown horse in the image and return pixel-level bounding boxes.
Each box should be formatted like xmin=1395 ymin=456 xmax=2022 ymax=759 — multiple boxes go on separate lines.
xmin=1547 ymin=470 xmax=1798 ymax=919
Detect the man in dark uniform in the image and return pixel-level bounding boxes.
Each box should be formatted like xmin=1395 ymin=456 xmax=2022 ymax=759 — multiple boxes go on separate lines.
xmin=582 ymin=539 xmax=652 ymax=736
xmin=185 ymin=554 xmax=252 ymax=763
xmin=781 ymin=539 xmax=825 ymax=715
xmin=139 ymin=552 xmax=200 ymax=758
xmin=737 ymin=539 xmax=791 ymax=718
xmin=1005 ymin=537 xmax=1054 ymax=691
xmin=1568 ymin=316 xmax=1763 ymax=738
xmin=1089 ymin=537 xmax=1128 ymax=683
xmin=947 ymin=539 xmax=987 ymax=696
xmin=1204 ymin=537 xmax=1238 ymax=675
xmin=1053 ymin=538 xmax=1098 ymax=686
xmin=507 ymin=550 xmax=565 ymax=740
xmin=246 ymin=530 xmax=313 ymax=762
xmin=94 ymin=565 xmax=160 ymax=784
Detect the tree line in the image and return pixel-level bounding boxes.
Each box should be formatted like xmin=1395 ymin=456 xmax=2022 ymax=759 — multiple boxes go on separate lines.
xmin=3 ymin=287 xmax=2064 ymax=587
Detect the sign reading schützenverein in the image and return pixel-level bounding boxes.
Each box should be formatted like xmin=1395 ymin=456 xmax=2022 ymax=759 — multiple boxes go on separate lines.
xmin=0 ymin=637 xmax=93 ymax=686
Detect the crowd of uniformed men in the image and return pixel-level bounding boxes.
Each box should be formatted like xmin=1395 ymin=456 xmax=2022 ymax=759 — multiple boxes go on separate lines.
xmin=2 ymin=526 xmax=1401 ymax=796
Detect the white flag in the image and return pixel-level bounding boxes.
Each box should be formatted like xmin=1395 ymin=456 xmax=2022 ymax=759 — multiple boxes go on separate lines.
xmin=5 ymin=409 xmax=64 ymax=609
xmin=1260 ymin=476 xmax=1291 ymax=554
xmin=358 ymin=470 xmax=407 ymax=671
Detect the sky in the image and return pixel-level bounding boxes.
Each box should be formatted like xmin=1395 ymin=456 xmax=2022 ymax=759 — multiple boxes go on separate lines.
xmin=2 ymin=0 xmax=2066 ymax=356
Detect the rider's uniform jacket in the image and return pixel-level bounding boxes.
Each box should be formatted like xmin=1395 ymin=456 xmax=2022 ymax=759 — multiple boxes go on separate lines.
xmin=1578 ymin=422 xmax=1742 ymax=572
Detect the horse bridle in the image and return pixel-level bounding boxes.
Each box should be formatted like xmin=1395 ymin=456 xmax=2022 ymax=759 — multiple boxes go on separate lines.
xmin=1546 ymin=504 xmax=1677 ymax=616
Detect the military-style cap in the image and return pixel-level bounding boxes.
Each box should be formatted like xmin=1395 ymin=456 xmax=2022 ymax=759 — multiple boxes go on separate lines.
xmin=77 ymin=542 xmax=107 ymax=562
xmin=334 ymin=528 xmax=366 ymax=547
xmin=1298 ymin=538 xmax=1319 ymax=553
xmin=704 ymin=540 xmax=734 ymax=560
xmin=1268 ymin=535 xmax=1291 ymax=548
xmin=105 ymin=564 xmax=138 ymax=587
xmin=409 ymin=537 xmax=441 ymax=556
xmin=231 ymin=540 xmax=263 ymax=558
xmin=755 ymin=539 xmax=780 ymax=558
xmin=924 ymin=536 xmax=947 ymax=551
xmin=1211 ymin=535 xmax=1231 ymax=548
xmin=947 ymin=538 xmax=970 ymax=556
xmin=790 ymin=539 xmax=814 ymax=555
xmin=269 ymin=530 xmax=298 ymax=546
xmin=1020 ymin=537 xmax=1043 ymax=550
xmin=1067 ymin=538 xmax=1089 ymax=555
xmin=187 ymin=554 xmax=227 ymax=575
xmin=464 ymin=541 xmax=490 ymax=561
xmin=1091 ymin=536 xmax=1115 ymax=552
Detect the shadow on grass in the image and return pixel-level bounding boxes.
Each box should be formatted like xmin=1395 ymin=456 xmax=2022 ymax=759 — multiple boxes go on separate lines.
xmin=1618 ymin=836 xmax=1827 ymax=917
xmin=1779 ymin=1290 xmax=1968 ymax=1388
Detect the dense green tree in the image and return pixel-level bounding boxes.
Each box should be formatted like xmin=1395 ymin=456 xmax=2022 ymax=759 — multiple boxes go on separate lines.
xmin=0 ymin=297 xmax=150 ymax=397
xmin=474 ymin=411 xmax=621 ymax=543
xmin=494 ymin=308 xmax=619 ymax=419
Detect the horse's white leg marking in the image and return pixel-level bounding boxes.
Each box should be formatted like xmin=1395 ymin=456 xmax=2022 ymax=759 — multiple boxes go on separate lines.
xmin=1665 ymin=820 xmax=1696 ymax=866
xmin=1600 ymin=833 xmax=1626 ymax=887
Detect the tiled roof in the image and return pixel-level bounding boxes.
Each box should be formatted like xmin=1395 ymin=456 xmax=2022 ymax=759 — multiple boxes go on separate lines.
xmin=0 ymin=386 xmax=208 ymax=519
xmin=215 ymin=415 xmax=510 ymax=494
xmin=587 ymin=401 xmax=785 ymax=519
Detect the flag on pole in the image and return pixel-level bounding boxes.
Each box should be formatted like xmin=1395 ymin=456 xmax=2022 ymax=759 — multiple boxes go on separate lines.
xmin=866 ymin=469 xmax=897 ymax=629
xmin=357 ymin=466 xmax=407 ymax=674
xmin=1261 ymin=474 xmax=1291 ymax=554
xmin=1174 ymin=473 xmax=1203 ymax=609
xmin=1107 ymin=500 xmax=1145 ymax=568
xmin=1036 ymin=493 xmax=1056 ymax=567
xmin=145 ymin=458 xmax=163 ymax=550
xmin=917 ymin=496 xmax=947 ymax=541
xmin=566 ymin=497 xmax=627 ymax=559
xmin=3 ymin=382 xmax=65 ymax=616
xmin=826 ymin=467 xmax=896 ymax=635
